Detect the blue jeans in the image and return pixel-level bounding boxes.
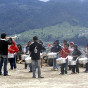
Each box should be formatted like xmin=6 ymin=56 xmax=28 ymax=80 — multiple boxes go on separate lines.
xmin=0 ymin=56 xmax=8 ymax=75
xmin=53 ymin=54 xmax=59 ymax=69
xmin=29 ymin=63 xmax=32 ymax=72
xmin=32 ymin=60 xmax=41 ymax=77
xmin=61 ymin=60 xmax=68 ymax=74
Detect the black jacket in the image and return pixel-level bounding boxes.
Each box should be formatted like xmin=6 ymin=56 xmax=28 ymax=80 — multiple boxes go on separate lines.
xmin=29 ymin=42 xmax=45 ymax=60
xmin=51 ymin=45 xmax=62 ymax=52
xmin=0 ymin=39 xmax=13 ymax=55
xmin=72 ymin=49 xmax=81 ymax=60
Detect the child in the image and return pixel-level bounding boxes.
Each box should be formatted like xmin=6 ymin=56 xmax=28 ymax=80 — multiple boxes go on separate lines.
xmin=72 ymin=45 xmax=81 ymax=74
xmin=8 ymin=41 xmax=19 ymax=70
xmin=60 ymin=44 xmax=71 ymax=75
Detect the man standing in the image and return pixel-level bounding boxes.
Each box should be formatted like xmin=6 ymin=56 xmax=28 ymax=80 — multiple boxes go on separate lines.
xmin=51 ymin=40 xmax=62 ymax=71
xmin=30 ymin=36 xmax=45 ymax=78
xmin=0 ymin=33 xmax=13 ymax=76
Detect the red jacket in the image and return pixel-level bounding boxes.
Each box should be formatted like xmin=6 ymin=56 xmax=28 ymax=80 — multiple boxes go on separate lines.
xmin=61 ymin=48 xmax=71 ymax=58
xmin=8 ymin=41 xmax=19 ymax=54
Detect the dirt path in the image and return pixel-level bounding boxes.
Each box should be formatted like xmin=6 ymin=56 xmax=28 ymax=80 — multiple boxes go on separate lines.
xmin=0 ymin=64 xmax=88 ymax=88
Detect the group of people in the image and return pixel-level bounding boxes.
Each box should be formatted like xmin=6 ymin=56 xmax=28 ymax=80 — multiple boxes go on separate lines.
xmin=50 ymin=40 xmax=88 ymax=75
xmin=0 ymin=33 xmax=88 ymax=78
xmin=0 ymin=33 xmax=45 ymax=78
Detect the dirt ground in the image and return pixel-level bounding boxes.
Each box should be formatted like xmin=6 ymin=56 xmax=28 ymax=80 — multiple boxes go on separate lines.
xmin=0 ymin=63 xmax=88 ymax=88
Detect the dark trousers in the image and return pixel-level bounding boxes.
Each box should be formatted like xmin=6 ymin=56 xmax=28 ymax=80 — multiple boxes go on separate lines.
xmin=0 ymin=56 xmax=8 ymax=75
xmin=9 ymin=56 xmax=17 ymax=70
xmin=61 ymin=60 xmax=68 ymax=74
xmin=86 ymin=63 xmax=88 ymax=71
xmin=25 ymin=63 xmax=32 ymax=72
xmin=72 ymin=62 xmax=79 ymax=73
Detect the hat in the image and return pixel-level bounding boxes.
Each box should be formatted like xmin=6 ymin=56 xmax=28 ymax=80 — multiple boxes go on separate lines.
xmin=70 ymin=42 xmax=74 ymax=45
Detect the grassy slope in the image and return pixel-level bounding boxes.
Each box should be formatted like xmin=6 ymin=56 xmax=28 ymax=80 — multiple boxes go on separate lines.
xmin=16 ymin=22 xmax=88 ymax=46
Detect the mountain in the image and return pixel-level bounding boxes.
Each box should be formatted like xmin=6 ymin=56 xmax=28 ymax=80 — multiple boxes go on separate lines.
xmin=0 ymin=0 xmax=88 ymax=46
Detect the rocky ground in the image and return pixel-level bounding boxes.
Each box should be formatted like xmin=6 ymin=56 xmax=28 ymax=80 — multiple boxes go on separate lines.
xmin=0 ymin=63 xmax=88 ymax=88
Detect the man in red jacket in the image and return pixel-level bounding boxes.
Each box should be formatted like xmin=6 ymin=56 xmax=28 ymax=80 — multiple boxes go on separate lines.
xmin=8 ymin=40 xmax=19 ymax=70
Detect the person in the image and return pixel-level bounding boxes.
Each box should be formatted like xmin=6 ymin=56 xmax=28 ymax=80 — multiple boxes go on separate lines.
xmin=17 ymin=44 xmax=23 ymax=63
xmin=39 ymin=40 xmax=46 ymax=67
xmin=60 ymin=44 xmax=71 ymax=75
xmin=0 ymin=33 xmax=13 ymax=76
xmin=51 ymin=40 xmax=62 ymax=71
xmin=69 ymin=42 xmax=74 ymax=70
xmin=84 ymin=44 xmax=88 ymax=73
xmin=26 ymin=41 xmax=31 ymax=54
xmin=25 ymin=41 xmax=32 ymax=72
xmin=69 ymin=42 xmax=74 ymax=53
xmin=30 ymin=36 xmax=45 ymax=78
xmin=8 ymin=41 xmax=19 ymax=70
xmin=63 ymin=40 xmax=68 ymax=46
xmin=72 ymin=45 xmax=81 ymax=74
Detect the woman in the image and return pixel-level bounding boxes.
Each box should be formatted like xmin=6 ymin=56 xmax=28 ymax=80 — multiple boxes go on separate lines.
xmin=17 ymin=44 xmax=23 ymax=63
xmin=8 ymin=41 xmax=19 ymax=70
xmin=72 ymin=45 xmax=81 ymax=74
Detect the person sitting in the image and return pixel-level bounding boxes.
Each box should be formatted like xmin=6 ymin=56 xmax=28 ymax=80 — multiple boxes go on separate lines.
xmin=72 ymin=45 xmax=81 ymax=74
xmin=8 ymin=41 xmax=19 ymax=70
xmin=60 ymin=44 xmax=71 ymax=75
xmin=17 ymin=44 xmax=23 ymax=63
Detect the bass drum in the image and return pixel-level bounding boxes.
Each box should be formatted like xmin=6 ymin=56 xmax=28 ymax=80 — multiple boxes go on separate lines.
xmin=48 ymin=58 xmax=53 ymax=66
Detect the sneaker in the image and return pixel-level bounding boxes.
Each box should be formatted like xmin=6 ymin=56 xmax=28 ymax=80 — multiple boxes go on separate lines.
xmin=4 ymin=74 xmax=10 ymax=76
xmin=29 ymin=71 xmax=32 ymax=73
xmin=71 ymin=72 xmax=76 ymax=74
xmin=38 ymin=76 xmax=44 ymax=78
xmin=59 ymin=73 xmax=64 ymax=75
xmin=0 ymin=73 xmax=2 ymax=75
xmin=32 ymin=76 xmax=36 ymax=78
xmin=85 ymin=71 xmax=88 ymax=73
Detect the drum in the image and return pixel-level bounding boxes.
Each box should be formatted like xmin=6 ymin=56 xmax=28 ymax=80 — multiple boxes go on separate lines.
xmin=25 ymin=56 xmax=31 ymax=64
xmin=69 ymin=61 xmax=76 ymax=65
xmin=78 ymin=58 xmax=88 ymax=65
xmin=57 ymin=58 xmax=66 ymax=64
xmin=47 ymin=52 xmax=57 ymax=59
xmin=8 ymin=53 xmax=14 ymax=58
xmin=66 ymin=56 xmax=73 ymax=61
xmin=21 ymin=54 xmax=29 ymax=60
xmin=40 ymin=53 xmax=43 ymax=58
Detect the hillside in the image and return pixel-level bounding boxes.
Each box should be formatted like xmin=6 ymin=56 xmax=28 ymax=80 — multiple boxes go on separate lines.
xmin=0 ymin=0 xmax=88 ymax=34
xmin=0 ymin=0 xmax=88 ymax=46
xmin=16 ymin=22 xmax=88 ymax=46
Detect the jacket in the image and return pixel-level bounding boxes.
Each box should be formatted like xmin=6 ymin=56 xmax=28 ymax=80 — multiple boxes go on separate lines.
xmin=0 ymin=39 xmax=13 ymax=55
xmin=29 ymin=42 xmax=45 ymax=60
xmin=8 ymin=41 xmax=19 ymax=54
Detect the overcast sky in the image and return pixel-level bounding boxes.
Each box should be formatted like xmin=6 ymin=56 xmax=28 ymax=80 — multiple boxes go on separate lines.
xmin=39 ymin=0 xmax=50 ymax=2
xmin=39 ymin=0 xmax=85 ymax=2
